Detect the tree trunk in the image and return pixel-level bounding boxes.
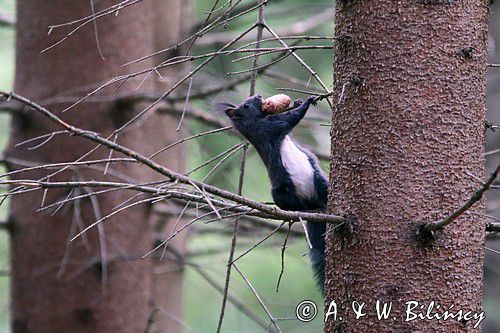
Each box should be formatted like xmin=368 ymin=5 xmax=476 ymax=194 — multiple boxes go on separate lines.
xmin=7 ymin=1 xmax=187 ymax=332
xmin=326 ymin=1 xmax=489 ymax=332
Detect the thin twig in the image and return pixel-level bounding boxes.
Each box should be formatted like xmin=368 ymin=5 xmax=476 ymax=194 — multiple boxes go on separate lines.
xmin=196 ymin=10 xmax=332 ymax=46
xmin=162 ymin=245 xmax=277 ymax=332
xmin=229 ymin=222 xmax=286 ymax=265
xmin=423 ymin=165 xmax=500 ymax=232
xmin=264 ymin=24 xmax=333 ymax=108
xmin=276 ymin=222 xmax=291 ymax=292
xmin=149 ymin=126 xmax=232 ymax=159
xmin=89 ymin=0 xmax=106 ymax=61
xmin=42 ymin=0 xmax=144 ymax=53
xmin=486 ymin=223 xmax=500 ymax=232
xmin=185 ymin=142 xmax=245 ymax=176
xmin=216 ymin=4 xmax=265 ymax=331
xmin=176 ymin=77 xmax=193 ymax=131
xmin=185 ymin=0 xmax=222 ymax=54
xmin=234 ymin=264 xmax=282 ymax=332
xmin=122 ymin=0 xmax=257 ymax=66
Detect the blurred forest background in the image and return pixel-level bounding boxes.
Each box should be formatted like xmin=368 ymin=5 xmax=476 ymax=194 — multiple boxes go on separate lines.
xmin=0 ymin=0 xmax=499 ymax=332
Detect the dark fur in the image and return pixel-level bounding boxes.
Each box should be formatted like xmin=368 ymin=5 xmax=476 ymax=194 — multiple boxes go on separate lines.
xmin=220 ymin=94 xmax=328 ymax=291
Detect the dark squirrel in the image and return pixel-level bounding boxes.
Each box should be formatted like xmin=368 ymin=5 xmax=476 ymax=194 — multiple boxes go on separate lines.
xmin=220 ymin=94 xmax=328 ymax=291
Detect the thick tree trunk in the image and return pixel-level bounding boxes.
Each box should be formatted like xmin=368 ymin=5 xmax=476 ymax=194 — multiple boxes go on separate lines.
xmin=326 ymin=1 xmax=489 ymax=332
xmin=7 ymin=1 xmax=187 ymax=332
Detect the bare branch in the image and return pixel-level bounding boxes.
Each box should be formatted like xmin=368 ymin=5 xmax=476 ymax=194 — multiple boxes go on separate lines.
xmin=123 ymin=0 xmax=260 ymax=66
xmin=264 ymin=24 xmax=332 ymax=107
xmin=276 ymin=223 xmax=291 ymax=292
xmin=42 ymin=0 xmax=144 ymax=53
xmin=217 ymin=5 xmax=265 ymax=331
xmin=486 ymin=223 xmax=500 ymax=232
xmin=234 ymin=264 xmax=282 ymax=332
xmin=196 ymin=10 xmax=332 ymax=46
xmin=158 ymin=246 xmax=278 ymax=332
xmin=423 ymin=165 xmax=500 ymax=232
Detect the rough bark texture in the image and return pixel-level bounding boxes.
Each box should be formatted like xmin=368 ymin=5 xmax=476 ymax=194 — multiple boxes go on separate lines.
xmin=326 ymin=1 xmax=489 ymax=332
xmin=8 ymin=1 xmax=186 ymax=332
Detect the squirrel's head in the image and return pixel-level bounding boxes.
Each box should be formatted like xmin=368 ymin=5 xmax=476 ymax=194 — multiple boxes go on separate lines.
xmin=219 ymin=94 xmax=264 ymax=126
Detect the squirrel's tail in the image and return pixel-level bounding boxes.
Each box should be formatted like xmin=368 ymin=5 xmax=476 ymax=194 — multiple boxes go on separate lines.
xmin=306 ymin=221 xmax=326 ymax=293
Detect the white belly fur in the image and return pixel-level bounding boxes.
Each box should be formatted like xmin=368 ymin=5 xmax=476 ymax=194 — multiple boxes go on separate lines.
xmin=280 ymin=136 xmax=315 ymax=201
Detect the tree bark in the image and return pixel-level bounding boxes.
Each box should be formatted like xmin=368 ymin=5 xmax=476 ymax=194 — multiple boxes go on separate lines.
xmin=8 ymin=1 xmax=187 ymax=332
xmin=326 ymin=1 xmax=489 ymax=332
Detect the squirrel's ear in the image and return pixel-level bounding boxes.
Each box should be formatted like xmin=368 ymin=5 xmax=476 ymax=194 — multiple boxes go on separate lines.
xmin=216 ymin=102 xmax=237 ymax=118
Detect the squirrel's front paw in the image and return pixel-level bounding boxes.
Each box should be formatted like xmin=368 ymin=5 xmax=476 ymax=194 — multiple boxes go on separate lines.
xmin=293 ymin=99 xmax=304 ymax=108
xmin=307 ymin=96 xmax=318 ymax=106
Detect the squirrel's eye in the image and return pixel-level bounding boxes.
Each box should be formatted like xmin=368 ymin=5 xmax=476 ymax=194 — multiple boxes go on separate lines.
xmin=243 ymin=103 xmax=250 ymax=109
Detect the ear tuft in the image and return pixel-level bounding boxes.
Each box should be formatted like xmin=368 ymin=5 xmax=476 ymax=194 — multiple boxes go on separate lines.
xmin=216 ymin=102 xmax=237 ymax=118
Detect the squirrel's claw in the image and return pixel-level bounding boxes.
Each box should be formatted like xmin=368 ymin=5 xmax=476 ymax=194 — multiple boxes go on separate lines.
xmin=293 ymin=98 xmax=304 ymax=108
xmin=307 ymin=96 xmax=318 ymax=106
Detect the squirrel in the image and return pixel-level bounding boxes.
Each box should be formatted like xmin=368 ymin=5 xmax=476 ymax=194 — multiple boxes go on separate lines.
xmin=219 ymin=94 xmax=328 ymax=291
